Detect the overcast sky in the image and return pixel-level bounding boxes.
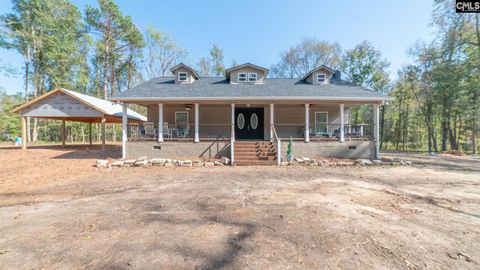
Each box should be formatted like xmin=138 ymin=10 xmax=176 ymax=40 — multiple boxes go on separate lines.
xmin=0 ymin=0 xmax=435 ymax=94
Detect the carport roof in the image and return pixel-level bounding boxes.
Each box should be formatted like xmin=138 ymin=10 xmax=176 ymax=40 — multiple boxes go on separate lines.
xmin=11 ymin=88 xmax=146 ymax=123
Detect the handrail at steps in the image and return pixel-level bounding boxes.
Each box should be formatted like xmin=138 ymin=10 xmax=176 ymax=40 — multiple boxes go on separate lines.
xmin=230 ymin=137 xmax=234 ymax=165
xmin=271 ymin=124 xmax=281 ymax=166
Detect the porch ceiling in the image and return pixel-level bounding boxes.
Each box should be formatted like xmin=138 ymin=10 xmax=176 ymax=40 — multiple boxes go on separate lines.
xmin=128 ymin=100 xmax=383 ymax=106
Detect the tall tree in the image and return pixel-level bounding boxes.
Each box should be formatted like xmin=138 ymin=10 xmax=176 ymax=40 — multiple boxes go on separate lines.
xmin=271 ymin=38 xmax=342 ymax=78
xmin=1 ymin=0 xmax=86 ymax=141
xmin=85 ymin=0 xmax=144 ymax=99
xmin=341 ymin=40 xmax=390 ymax=125
xmin=196 ymin=57 xmax=211 ymax=77
xmin=144 ymin=26 xmax=187 ymax=79
xmin=209 ymin=43 xmax=224 ymax=76
xmin=195 ymin=44 xmax=225 ymax=77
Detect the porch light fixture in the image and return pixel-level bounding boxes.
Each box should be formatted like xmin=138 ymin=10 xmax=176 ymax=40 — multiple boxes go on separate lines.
xmin=185 ymin=105 xmax=191 ymax=111
xmin=246 ymin=104 xmax=251 ymax=107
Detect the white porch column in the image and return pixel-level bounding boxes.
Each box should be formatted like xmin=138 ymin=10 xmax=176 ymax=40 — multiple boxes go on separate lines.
xmin=339 ymin=103 xmax=345 ymax=142
xmin=122 ymin=103 xmax=128 ymax=159
xmin=158 ymin=103 xmax=163 ymax=142
xmin=269 ymin=103 xmax=274 ymax=142
xmin=373 ymin=104 xmax=380 ymax=159
xmin=231 ymin=103 xmax=235 ymax=141
xmin=304 ymin=103 xmax=310 ymax=142
xmin=194 ymin=103 xmax=199 ymax=143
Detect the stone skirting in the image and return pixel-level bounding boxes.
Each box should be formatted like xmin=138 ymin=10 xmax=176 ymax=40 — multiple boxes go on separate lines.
xmin=125 ymin=141 xmax=231 ymax=159
xmin=280 ymin=141 xmax=375 ymax=160
xmin=126 ymin=140 xmax=375 ymax=160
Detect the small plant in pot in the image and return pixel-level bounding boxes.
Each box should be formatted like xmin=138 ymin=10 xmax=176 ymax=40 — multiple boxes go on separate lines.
xmin=286 ymin=137 xmax=293 ymax=162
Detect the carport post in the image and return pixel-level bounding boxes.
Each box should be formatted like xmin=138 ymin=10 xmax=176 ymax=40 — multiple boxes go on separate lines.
xmin=101 ymin=114 xmax=106 ymax=151
xmin=61 ymin=119 xmax=66 ymax=147
xmin=21 ymin=116 xmax=27 ymax=150
xmin=373 ymin=104 xmax=380 ymax=159
xmin=122 ymin=103 xmax=127 ymax=159
xmin=89 ymin=121 xmax=92 ymax=146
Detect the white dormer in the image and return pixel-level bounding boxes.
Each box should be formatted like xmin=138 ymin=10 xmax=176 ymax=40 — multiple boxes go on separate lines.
xmin=170 ymin=63 xmax=200 ymax=84
xmin=225 ymin=63 xmax=269 ymax=84
xmin=301 ymin=65 xmax=335 ymax=85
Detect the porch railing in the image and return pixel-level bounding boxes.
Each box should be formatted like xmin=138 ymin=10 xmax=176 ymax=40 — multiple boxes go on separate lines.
xmin=274 ymin=124 xmax=373 ymax=141
xmin=127 ymin=123 xmax=231 ymax=141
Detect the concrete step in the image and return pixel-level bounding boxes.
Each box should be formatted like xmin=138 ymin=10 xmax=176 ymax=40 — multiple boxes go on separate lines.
xmin=235 ymin=161 xmax=277 ymax=166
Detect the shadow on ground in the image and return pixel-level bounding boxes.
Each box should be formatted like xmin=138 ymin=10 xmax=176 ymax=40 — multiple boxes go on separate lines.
xmin=0 ymin=144 xmax=121 ymax=159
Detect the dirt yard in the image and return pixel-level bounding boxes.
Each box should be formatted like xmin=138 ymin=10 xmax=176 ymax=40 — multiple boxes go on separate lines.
xmin=0 ymin=145 xmax=479 ymax=269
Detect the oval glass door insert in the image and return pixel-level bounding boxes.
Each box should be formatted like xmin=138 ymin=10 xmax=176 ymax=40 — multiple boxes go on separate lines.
xmin=250 ymin=113 xmax=258 ymax=130
xmin=237 ymin=113 xmax=245 ymax=129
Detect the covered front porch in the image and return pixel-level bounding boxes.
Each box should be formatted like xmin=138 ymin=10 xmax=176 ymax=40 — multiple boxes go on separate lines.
xmin=120 ymin=101 xmax=382 ymax=161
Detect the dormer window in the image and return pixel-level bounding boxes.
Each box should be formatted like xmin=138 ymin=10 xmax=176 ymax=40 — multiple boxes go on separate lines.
xmin=317 ymin=73 xmax=327 ymax=83
xmin=248 ymin=73 xmax=257 ymax=82
xmin=238 ymin=73 xmax=247 ymax=82
xmin=178 ymin=72 xmax=188 ymax=82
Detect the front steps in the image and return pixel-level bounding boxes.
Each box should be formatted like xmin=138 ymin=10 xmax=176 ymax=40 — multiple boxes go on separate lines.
xmin=233 ymin=141 xmax=277 ymax=166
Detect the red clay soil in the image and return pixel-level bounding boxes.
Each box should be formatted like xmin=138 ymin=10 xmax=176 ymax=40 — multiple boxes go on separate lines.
xmin=0 ymin=145 xmax=479 ymax=269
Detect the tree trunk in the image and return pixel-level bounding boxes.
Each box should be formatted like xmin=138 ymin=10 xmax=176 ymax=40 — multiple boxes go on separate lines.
xmin=473 ymin=122 xmax=478 ymax=155
xmin=396 ymin=96 xmax=402 ymax=150
xmin=449 ymin=112 xmax=458 ymax=150
xmin=403 ymin=104 xmax=409 ymax=151
xmin=103 ymin=43 xmax=109 ymax=100
xmin=24 ymin=54 xmax=31 ymax=142
xmin=441 ymin=119 xmax=448 ymax=151
xmin=428 ymin=128 xmax=433 ymax=153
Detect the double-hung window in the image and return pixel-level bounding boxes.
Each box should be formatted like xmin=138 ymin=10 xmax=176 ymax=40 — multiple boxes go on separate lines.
xmin=178 ymin=72 xmax=188 ymax=81
xmin=238 ymin=73 xmax=247 ymax=82
xmin=317 ymin=73 xmax=327 ymax=84
xmin=248 ymin=73 xmax=257 ymax=82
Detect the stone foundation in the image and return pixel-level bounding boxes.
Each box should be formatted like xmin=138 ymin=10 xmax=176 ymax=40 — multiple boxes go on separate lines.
xmin=125 ymin=141 xmax=231 ymax=159
xmin=126 ymin=140 xmax=375 ymax=160
xmin=280 ymin=141 xmax=375 ymax=160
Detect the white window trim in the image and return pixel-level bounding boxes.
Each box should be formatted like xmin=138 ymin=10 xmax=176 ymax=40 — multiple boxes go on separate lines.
xmin=175 ymin=111 xmax=189 ymax=125
xmin=238 ymin=72 xmax=247 ymax=82
xmin=178 ymin=72 xmax=188 ymax=81
xmin=314 ymin=111 xmax=328 ymax=135
xmin=317 ymin=73 xmax=327 ymax=83
xmin=248 ymin=73 xmax=257 ymax=82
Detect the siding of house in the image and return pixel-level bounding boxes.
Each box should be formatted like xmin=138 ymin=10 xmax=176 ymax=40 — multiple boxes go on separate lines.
xmin=229 ymin=66 xmax=267 ymax=84
xmin=145 ymin=103 xmax=349 ymax=140
xmin=305 ymin=67 xmax=334 ymax=85
xmin=173 ymin=67 xmax=196 ymax=84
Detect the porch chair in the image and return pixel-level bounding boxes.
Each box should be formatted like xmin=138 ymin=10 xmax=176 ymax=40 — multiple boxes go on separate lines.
xmin=177 ymin=125 xmax=190 ymax=140
xmin=161 ymin=122 xmax=170 ymax=140
xmin=143 ymin=122 xmax=156 ymax=140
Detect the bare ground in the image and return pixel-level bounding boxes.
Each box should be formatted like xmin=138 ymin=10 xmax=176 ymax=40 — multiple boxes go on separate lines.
xmin=0 ymin=145 xmax=479 ymax=269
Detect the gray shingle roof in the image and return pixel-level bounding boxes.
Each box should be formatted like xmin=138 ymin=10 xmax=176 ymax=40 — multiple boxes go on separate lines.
xmin=111 ymin=77 xmax=392 ymax=102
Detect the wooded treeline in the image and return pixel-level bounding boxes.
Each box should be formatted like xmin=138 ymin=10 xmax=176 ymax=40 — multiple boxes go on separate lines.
xmin=0 ymin=0 xmax=478 ymax=153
